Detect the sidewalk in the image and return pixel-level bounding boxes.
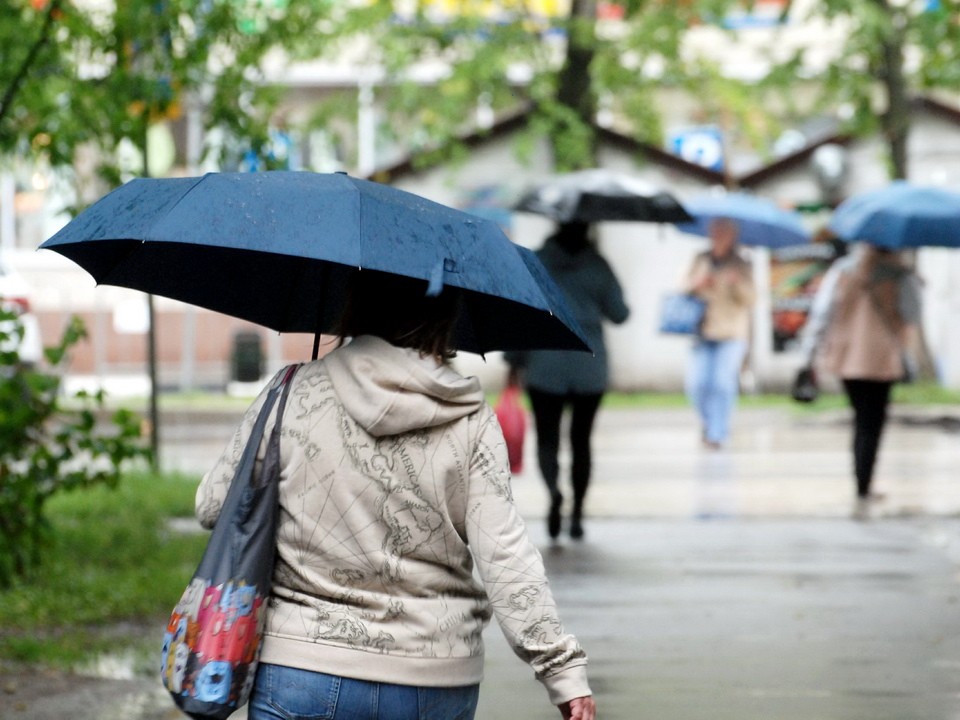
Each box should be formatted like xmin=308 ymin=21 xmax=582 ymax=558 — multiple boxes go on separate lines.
xmin=477 ymin=404 xmax=960 ymax=719
xmin=4 ymin=403 xmax=960 ymax=719
xmin=156 ymin=400 xmax=960 ymax=520
xmin=508 ymin=403 xmax=960 ymax=521
xmin=479 ymin=515 xmax=960 ymax=720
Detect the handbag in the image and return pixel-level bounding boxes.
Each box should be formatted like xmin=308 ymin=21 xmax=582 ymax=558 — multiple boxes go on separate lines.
xmin=161 ymin=364 xmax=299 ymax=719
xmin=900 ymin=350 xmax=918 ymax=384
xmin=494 ymin=383 xmax=526 ymax=474
xmin=659 ymin=292 xmax=706 ymax=335
xmin=790 ymin=366 xmax=819 ymax=404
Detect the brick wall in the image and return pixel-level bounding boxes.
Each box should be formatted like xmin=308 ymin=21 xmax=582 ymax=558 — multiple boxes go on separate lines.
xmin=37 ymin=308 xmax=336 ymax=389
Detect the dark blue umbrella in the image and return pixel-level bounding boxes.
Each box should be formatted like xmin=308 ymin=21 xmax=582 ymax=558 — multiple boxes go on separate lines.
xmin=673 ymin=192 xmax=811 ymax=248
xmin=40 ymin=171 xmax=590 ymax=355
xmin=827 ymin=181 xmax=960 ymax=249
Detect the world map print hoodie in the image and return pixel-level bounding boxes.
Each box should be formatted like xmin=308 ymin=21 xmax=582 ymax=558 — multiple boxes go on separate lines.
xmin=196 ymin=335 xmax=591 ymax=705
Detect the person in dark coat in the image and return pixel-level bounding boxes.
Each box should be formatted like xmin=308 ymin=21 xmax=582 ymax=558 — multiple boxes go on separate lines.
xmin=506 ymin=222 xmax=630 ymax=541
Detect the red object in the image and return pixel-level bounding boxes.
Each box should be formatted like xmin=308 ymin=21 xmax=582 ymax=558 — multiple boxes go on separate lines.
xmin=495 ymin=385 xmax=526 ymax=474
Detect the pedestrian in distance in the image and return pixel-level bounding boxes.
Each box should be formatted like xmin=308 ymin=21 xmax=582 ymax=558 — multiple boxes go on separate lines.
xmin=799 ymin=243 xmax=922 ymax=508
xmin=684 ymin=216 xmax=756 ymax=449
xmin=505 ymin=221 xmax=630 ymax=542
xmin=197 ymin=272 xmax=597 ymax=720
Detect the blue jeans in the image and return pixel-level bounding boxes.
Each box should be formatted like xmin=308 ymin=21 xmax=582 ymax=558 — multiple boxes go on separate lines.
xmin=686 ymin=339 xmax=747 ymax=444
xmin=247 ymin=663 xmax=480 ymax=720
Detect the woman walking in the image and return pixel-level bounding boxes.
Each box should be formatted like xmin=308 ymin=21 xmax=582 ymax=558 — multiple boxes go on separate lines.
xmin=801 ymin=243 xmax=922 ymax=504
xmin=684 ymin=217 xmax=755 ymax=449
xmin=197 ymin=272 xmax=596 ymax=720
xmin=505 ymin=222 xmax=630 ymax=541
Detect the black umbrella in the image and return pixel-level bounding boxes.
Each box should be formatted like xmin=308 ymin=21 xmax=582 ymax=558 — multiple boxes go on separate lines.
xmin=40 ymin=171 xmax=590 ymax=356
xmin=513 ymin=168 xmax=692 ymax=223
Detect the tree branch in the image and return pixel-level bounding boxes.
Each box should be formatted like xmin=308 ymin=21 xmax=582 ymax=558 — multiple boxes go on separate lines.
xmin=0 ymin=0 xmax=62 ymax=129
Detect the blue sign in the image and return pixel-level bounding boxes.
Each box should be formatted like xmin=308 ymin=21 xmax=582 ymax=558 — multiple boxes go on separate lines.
xmin=668 ymin=126 xmax=725 ymax=172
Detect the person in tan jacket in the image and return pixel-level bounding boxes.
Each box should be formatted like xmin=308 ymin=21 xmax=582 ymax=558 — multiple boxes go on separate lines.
xmin=197 ymin=272 xmax=596 ymax=720
xmin=801 ymin=243 xmax=922 ymax=502
xmin=684 ymin=217 xmax=756 ymax=449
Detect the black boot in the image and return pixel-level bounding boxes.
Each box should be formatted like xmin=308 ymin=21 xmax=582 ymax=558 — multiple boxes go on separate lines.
xmin=570 ymin=503 xmax=584 ymax=540
xmin=547 ymin=490 xmax=563 ymax=539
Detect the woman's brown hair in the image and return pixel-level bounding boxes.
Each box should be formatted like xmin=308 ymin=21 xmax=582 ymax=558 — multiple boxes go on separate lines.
xmin=334 ymin=270 xmax=462 ymax=362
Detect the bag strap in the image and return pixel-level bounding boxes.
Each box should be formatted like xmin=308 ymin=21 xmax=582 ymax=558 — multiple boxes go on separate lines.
xmin=232 ymin=364 xmax=300 ymax=487
xmin=263 ymin=364 xmax=300 ymax=461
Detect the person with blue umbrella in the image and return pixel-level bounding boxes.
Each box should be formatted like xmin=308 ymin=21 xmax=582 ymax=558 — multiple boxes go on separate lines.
xmin=800 ymin=242 xmax=923 ymax=509
xmin=683 ymin=217 xmax=756 ymax=449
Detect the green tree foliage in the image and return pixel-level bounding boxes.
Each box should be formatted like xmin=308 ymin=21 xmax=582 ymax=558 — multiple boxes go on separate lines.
xmin=0 ymin=310 xmax=150 ymax=588
xmin=766 ymin=0 xmax=960 ymax=178
xmin=304 ymin=1 xmax=743 ymax=171
xmin=0 ymin=0 xmax=336 ymax=179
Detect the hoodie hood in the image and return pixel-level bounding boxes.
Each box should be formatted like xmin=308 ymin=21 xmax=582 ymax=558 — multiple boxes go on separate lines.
xmin=322 ymin=335 xmax=485 ymax=436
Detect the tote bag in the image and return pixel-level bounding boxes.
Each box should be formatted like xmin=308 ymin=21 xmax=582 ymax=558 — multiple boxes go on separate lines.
xmin=494 ymin=384 xmax=527 ymax=474
xmin=659 ymin=293 xmax=706 ymax=335
xmin=790 ymin=366 xmax=819 ymax=404
xmin=161 ymin=364 xmax=298 ymax=719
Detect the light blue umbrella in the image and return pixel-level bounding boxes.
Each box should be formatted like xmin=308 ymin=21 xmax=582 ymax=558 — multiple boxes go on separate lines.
xmin=673 ymin=192 xmax=811 ymax=248
xmin=827 ymin=181 xmax=960 ymax=249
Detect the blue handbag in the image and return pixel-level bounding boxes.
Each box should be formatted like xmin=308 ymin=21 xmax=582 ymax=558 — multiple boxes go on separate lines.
xmin=659 ymin=293 xmax=706 ymax=335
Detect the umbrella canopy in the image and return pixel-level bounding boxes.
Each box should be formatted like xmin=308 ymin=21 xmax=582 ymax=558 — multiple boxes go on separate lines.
xmin=673 ymin=192 xmax=811 ymax=249
xmin=513 ymin=168 xmax=692 ymax=223
xmin=827 ymin=181 xmax=960 ymax=249
xmin=40 ymin=171 xmax=590 ymax=355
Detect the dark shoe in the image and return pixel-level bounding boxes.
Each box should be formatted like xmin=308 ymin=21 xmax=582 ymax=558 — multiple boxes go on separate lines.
xmin=570 ymin=515 xmax=584 ymax=540
xmin=547 ymin=493 xmax=563 ymax=539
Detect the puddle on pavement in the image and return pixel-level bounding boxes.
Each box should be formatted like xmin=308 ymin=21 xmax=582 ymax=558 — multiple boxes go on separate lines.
xmin=76 ymin=649 xmax=141 ymax=680
xmin=73 ymin=649 xmax=188 ymax=719
xmin=100 ymin=688 xmax=183 ymax=720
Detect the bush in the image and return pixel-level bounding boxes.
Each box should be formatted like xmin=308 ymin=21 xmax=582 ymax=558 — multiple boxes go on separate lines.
xmin=0 ymin=310 xmax=151 ymax=588
xmin=0 ymin=470 xmax=207 ymax=667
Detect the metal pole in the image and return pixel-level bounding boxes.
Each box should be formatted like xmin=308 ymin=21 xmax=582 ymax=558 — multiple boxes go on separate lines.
xmin=142 ymin=118 xmax=160 ymax=471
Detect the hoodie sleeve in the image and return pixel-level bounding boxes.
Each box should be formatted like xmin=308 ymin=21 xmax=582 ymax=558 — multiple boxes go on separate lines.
xmin=798 ymin=258 xmax=846 ymax=366
xmin=596 ymin=256 xmax=630 ymax=325
xmin=465 ymin=406 xmax=591 ymax=705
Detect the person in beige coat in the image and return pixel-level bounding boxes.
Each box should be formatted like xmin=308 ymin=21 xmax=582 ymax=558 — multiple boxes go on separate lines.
xmin=801 ymin=243 xmax=922 ymax=502
xmin=684 ymin=217 xmax=756 ymax=449
xmin=197 ymin=272 xmax=596 ymax=720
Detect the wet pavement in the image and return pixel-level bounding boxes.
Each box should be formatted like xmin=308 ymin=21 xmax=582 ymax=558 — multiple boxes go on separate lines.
xmin=4 ymin=402 xmax=960 ymax=719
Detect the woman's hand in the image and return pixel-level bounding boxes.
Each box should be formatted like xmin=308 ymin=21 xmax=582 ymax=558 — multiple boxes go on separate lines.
xmin=689 ymin=268 xmax=714 ymax=293
xmin=559 ymin=696 xmax=596 ymax=720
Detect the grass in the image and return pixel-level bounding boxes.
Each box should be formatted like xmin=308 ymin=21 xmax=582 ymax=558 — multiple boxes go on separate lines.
xmin=0 ymin=471 xmax=206 ymax=670
xmin=596 ymin=381 xmax=957 ymax=412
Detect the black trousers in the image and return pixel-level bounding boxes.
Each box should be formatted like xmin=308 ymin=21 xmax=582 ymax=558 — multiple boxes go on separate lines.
xmin=842 ymin=379 xmax=894 ymax=497
xmin=526 ymin=388 xmax=603 ymax=515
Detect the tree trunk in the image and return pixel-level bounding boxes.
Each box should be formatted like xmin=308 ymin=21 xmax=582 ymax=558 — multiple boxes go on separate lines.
xmin=875 ymin=4 xmax=937 ymax=381
xmin=877 ymin=2 xmax=909 ymax=179
xmin=552 ymin=0 xmax=598 ymax=169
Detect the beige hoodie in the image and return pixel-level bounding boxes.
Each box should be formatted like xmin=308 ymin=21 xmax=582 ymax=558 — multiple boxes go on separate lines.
xmin=196 ymin=335 xmax=590 ymax=704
